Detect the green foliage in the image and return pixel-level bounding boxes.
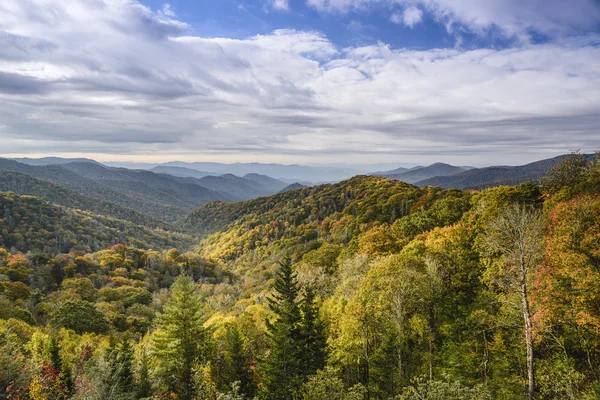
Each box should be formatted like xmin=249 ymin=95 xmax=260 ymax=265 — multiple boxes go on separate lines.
xmin=151 ymin=275 xmax=208 ymax=400
xmin=0 ymin=191 xmax=195 ymax=254
xmin=2 ymin=169 xmax=600 ymax=399
xmin=52 ymin=300 xmax=109 ymax=334
xmin=301 ymin=367 xmax=366 ymax=400
xmin=397 ymin=376 xmax=490 ymax=400
xmin=260 ymin=259 xmax=304 ymax=399
xmin=541 ymin=152 xmax=590 ymax=195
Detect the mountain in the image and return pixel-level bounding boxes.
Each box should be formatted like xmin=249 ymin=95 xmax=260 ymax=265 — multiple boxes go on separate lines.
xmin=371 ymin=166 xmax=410 ymax=176
xmin=150 ymin=166 xmax=215 ymax=179
xmin=10 ymin=157 xmax=100 ymax=166
xmin=0 ymin=191 xmax=194 ymax=253
xmin=386 ymin=163 xmax=467 ymax=183
xmin=279 ymin=183 xmax=306 ymax=193
xmin=179 ymin=175 xmax=472 ymax=238
xmin=416 ymin=154 xmax=595 ymax=189
xmin=160 ymin=161 xmax=360 ymax=182
xmin=0 ymin=159 xmax=299 ymax=222
xmin=192 ymin=174 xmax=269 ymax=201
xmin=0 ymin=159 xmax=222 ymax=222
xmin=243 ymin=173 xmax=288 ymax=193
xmin=0 ymin=170 xmax=170 ymax=228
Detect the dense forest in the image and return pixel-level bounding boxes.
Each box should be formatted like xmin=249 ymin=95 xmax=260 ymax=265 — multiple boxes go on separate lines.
xmin=1 ymin=153 xmax=600 ymax=399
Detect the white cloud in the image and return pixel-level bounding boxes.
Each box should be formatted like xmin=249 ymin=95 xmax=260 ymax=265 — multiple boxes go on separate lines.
xmin=307 ymin=0 xmax=600 ymax=39
xmin=0 ymin=0 xmax=599 ymax=165
xmin=161 ymin=3 xmax=175 ymax=17
xmin=269 ymin=0 xmax=290 ymax=11
xmin=402 ymin=6 xmax=423 ymax=28
xmin=391 ymin=6 xmax=423 ymax=28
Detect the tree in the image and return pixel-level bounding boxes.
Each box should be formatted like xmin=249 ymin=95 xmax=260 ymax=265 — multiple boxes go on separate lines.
xmin=301 ymin=367 xmax=366 ymax=400
xmin=483 ymin=204 xmax=545 ymax=400
xmin=98 ymin=337 xmax=135 ymax=399
xmin=151 ymin=275 xmax=207 ymax=400
xmin=52 ymin=299 xmax=109 ymax=334
xmin=136 ymin=349 xmax=152 ymax=399
xmin=260 ymin=258 xmax=304 ymax=399
xmin=226 ymin=325 xmax=254 ymax=398
xmin=541 ymin=152 xmax=589 ymax=195
xmin=299 ymin=286 xmax=327 ymax=377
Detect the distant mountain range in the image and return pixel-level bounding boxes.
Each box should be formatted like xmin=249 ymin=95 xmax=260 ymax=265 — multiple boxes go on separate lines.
xmin=415 ymin=154 xmax=595 ymax=189
xmin=0 ymin=158 xmax=290 ymax=223
xmin=373 ymin=163 xmax=468 ymax=183
xmin=1 ymin=154 xmax=587 ymax=227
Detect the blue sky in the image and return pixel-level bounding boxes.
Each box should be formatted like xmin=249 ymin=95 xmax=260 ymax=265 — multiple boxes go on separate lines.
xmin=141 ymin=0 xmax=460 ymax=49
xmin=0 ymin=0 xmax=599 ymax=166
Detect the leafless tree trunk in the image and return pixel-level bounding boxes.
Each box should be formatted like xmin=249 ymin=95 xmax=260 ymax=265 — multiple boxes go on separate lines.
xmin=485 ymin=204 xmax=545 ymax=400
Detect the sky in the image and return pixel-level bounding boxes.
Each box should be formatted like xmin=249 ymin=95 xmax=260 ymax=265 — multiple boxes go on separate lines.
xmin=0 ymin=0 xmax=599 ymax=167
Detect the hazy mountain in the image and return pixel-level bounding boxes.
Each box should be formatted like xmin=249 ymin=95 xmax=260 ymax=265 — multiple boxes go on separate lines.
xmin=386 ymin=163 xmax=467 ymax=183
xmin=0 ymin=159 xmax=222 ymax=222
xmin=243 ymin=173 xmax=288 ymax=193
xmin=279 ymin=183 xmax=306 ymax=193
xmin=58 ymin=162 xmax=228 ymax=208
xmin=0 ymin=170 xmax=169 ymax=228
xmin=370 ymin=166 xmax=410 ymax=176
xmin=11 ymin=157 xmax=100 ymax=166
xmin=192 ymin=174 xmax=270 ymax=201
xmin=161 ymin=161 xmax=360 ymax=182
xmin=416 ymin=154 xmax=594 ymax=189
xmin=150 ymin=166 xmax=215 ymax=179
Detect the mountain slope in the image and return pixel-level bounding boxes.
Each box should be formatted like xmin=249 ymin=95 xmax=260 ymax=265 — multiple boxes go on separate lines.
xmin=150 ymin=165 xmax=214 ymax=179
xmin=0 ymin=159 xmax=193 ymax=222
xmin=387 ymin=163 xmax=466 ymax=183
xmin=162 ymin=161 xmax=360 ymax=182
xmin=0 ymin=191 xmax=195 ymax=253
xmin=11 ymin=157 xmax=100 ymax=166
xmin=279 ymin=183 xmax=306 ymax=193
xmin=192 ymin=174 xmax=270 ymax=201
xmin=181 ymin=175 xmax=471 ymax=240
xmin=416 ymin=154 xmax=594 ymax=189
xmin=243 ymin=173 xmax=288 ymax=193
xmin=0 ymin=170 xmax=169 ymax=228
xmin=59 ymin=162 xmax=227 ymax=208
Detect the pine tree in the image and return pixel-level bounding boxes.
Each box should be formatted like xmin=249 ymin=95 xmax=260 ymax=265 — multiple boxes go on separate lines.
xmin=261 ymin=258 xmax=304 ymax=399
xmin=227 ymin=325 xmax=255 ymax=398
xmin=299 ymin=286 xmax=327 ymax=378
xmin=137 ymin=349 xmax=152 ymax=399
xmin=100 ymin=336 xmax=134 ymax=399
xmin=151 ymin=275 xmax=207 ymax=400
xmin=118 ymin=340 xmax=134 ymax=394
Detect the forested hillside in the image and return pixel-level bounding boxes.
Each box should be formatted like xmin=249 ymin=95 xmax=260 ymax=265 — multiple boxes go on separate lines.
xmin=0 ymin=192 xmax=195 ymax=253
xmin=0 ymin=171 xmax=169 ymax=228
xmin=0 ymin=159 xmax=296 ymax=223
xmin=1 ymin=153 xmax=600 ymax=400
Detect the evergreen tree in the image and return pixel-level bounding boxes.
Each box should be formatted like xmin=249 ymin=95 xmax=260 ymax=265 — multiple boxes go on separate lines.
xmin=227 ymin=325 xmax=255 ymax=398
xmin=136 ymin=349 xmax=152 ymax=399
xmin=151 ymin=275 xmax=207 ymax=400
xmin=118 ymin=340 xmax=135 ymax=394
xmin=100 ymin=336 xmax=134 ymax=399
xmin=299 ymin=286 xmax=327 ymax=377
xmin=261 ymin=258 xmax=304 ymax=399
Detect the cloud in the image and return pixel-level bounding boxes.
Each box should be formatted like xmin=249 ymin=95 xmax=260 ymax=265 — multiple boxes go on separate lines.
xmin=391 ymin=6 xmax=423 ymax=28
xmin=0 ymin=0 xmax=599 ymax=165
xmin=161 ymin=3 xmax=175 ymax=17
xmin=268 ymin=0 xmax=290 ymax=11
xmin=307 ymin=0 xmax=600 ymax=39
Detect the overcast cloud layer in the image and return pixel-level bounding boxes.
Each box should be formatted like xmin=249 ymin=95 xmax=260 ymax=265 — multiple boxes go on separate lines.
xmin=0 ymin=0 xmax=599 ymax=165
